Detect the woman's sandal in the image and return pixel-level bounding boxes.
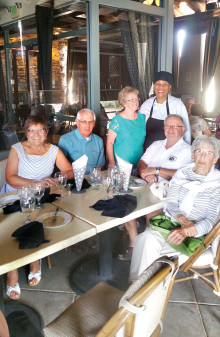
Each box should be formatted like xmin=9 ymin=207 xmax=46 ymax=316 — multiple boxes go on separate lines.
xmin=6 ymin=282 xmax=21 ymax=300
xmin=28 ymin=261 xmax=41 ymax=286
xmin=28 ymin=269 xmax=41 ymax=286
xmin=118 ymin=247 xmax=133 ymax=261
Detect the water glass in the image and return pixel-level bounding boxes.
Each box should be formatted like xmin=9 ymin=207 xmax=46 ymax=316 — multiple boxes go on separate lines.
xmin=90 ymin=167 xmax=102 ymax=190
xmin=103 ymin=177 xmax=113 ymax=200
xmin=19 ymin=187 xmax=35 ymax=223
xmin=54 ymin=172 xmax=67 ymax=197
xmin=33 ymin=181 xmax=45 ymax=208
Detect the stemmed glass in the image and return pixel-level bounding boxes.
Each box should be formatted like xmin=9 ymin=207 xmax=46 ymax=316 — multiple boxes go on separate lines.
xmin=54 ymin=172 xmax=67 ymax=197
xmin=18 ymin=186 xmax=35 ymax=223
xmin=33 ymin=181 xmax=45 ymax=208
xmin=90 ymin=167 xmax=102 ymax=190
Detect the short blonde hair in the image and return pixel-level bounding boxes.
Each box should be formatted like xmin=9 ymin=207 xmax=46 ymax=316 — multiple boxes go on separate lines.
xmin=118 ymin=86 xmax=139 ymax=107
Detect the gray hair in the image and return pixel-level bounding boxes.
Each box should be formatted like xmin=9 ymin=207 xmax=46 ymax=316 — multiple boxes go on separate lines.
xmin=164 ymin=114 xmax=185 ymax=127
xmin=76 ymin=108 xmax=96 ymax=121
xmin=192 ymin=135 xmax=220 ymax=158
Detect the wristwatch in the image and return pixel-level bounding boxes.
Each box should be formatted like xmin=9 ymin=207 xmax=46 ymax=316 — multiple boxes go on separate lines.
xmin=156 ymin=167 xmax=161 ymax=175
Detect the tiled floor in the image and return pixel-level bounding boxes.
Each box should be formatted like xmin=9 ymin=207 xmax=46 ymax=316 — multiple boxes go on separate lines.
xmin=3 ymin=235 xmax=220 ymax=337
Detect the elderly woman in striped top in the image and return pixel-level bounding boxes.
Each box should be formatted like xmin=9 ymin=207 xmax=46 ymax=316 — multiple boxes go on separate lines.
xmin=4 ymin=115 xmax=73 ymax=300
xmin=130 ymin=135 xmax=220 ymax=282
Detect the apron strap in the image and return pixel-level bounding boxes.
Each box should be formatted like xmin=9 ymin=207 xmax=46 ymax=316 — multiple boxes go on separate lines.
xmin=150 ymin=97 xmax=170 ymax=117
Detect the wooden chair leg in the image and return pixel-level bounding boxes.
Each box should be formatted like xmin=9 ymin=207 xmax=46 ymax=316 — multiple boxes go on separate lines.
xmin=47 ymin=256 xmax=52 ymax=269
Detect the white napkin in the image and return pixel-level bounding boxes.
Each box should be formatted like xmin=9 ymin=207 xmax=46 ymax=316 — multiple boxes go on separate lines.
xmin=116 ymin=155 xmax=133 ymax=190
xmin=150 ymin=179 xmax=170 ymax=200
xmin=72 ymin=155 xmax=88 ymax=170
xmin=116 ymin=155 xmax=133 ymax=173
xmin=72 ymin=155 xmax=88 ymax=191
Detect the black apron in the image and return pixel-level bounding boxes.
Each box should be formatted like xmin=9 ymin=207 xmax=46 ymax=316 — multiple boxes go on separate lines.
xmin=143 ymin=97 xmax=170 ymax=151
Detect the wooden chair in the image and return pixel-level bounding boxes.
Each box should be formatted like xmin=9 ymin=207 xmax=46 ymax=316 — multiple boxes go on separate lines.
xmin=175 ymin=220 xmax=220 ymax=297
xmin=44 ymin=256 xmax=178 ymax=337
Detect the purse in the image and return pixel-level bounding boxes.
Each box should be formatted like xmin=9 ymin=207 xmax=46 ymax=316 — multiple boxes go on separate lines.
xmin=149 ymin=215 xmax=205 ymax=257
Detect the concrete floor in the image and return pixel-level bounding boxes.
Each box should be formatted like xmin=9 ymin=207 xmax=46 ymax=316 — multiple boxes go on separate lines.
xmin=3 ymin=234 xmax=220 ymax=337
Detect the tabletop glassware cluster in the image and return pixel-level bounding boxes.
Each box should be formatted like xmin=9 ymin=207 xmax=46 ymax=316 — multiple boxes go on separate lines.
xmin=18 ymin=181 xmax=46 ymax=223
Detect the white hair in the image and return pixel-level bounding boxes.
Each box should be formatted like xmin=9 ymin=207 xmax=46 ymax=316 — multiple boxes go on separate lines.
xmin=164 ymin=114 xmax=185 ymax=126
xmin=76 ymin=108 xmax=96 ymax=121
xmin=192 ymin=135 xmax=220 ymax=158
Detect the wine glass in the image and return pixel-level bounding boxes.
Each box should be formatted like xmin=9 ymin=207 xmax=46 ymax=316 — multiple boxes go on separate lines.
xmin=90 ymin=167 xmax=101 ymax=190
xmin=33 ymin=181 xmax=45 ymax=208
xmin=19 ymin=187 xmax=35 ymax=223
xmin=54 ymin=172 xmax=67 ymax=197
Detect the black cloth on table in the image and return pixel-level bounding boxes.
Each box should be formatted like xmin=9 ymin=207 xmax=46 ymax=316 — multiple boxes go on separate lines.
xmin=11 ymin=221 xmax=50 ymax=249
xmin=40 ymin=187 xmax=60 ymax=204
xmin=67 ymin=178 xmax=91 ymax=191
xmin=3 ymin=200 xmax=21 ymax=214
xmin=90 ymin=194 xmax=137 ymax=218
xmin=3 ymin=189 xmax=60 ymax=214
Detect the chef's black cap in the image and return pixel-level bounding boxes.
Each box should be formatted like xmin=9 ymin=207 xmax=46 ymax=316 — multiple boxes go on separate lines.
xmin=153 ymin=71 xmax=173 ymax=85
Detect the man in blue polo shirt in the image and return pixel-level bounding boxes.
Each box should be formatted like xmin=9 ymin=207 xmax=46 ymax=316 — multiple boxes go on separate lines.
xmin=58 ymin=108 xmax=105 ymax=173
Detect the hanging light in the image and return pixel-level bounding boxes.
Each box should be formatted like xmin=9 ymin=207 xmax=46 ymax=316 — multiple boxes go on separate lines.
xmin=179 ymin=1 xmax=195 ymax=15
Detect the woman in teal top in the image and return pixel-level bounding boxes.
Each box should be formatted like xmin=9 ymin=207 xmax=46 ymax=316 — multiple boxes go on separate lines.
xmin=107 ymin=86 xmax=146 ymax=169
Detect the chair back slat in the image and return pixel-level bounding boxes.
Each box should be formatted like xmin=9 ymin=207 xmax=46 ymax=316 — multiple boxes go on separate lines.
xmin=96 ymin=257 xmax=178 ymax=337
xmin=180 ymin=220 xmax=220 ymax=271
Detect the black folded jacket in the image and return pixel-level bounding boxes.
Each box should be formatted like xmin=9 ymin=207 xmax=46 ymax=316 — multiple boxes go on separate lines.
xmin=90 ymin=194 xmax=137 ymax=218
xmin=12 ymin=221 xmax=50 ymax=249
xmin=67 ymin=178 xmax=91 ymax=191
xmin=3 ymin=200 xmax=21 ymax=214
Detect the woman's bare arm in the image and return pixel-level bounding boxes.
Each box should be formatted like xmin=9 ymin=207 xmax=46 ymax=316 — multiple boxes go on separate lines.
xmin=106 ymin=129 xmax=117 ymax=167
xmin=55 ymin=149 xmax=74 ymax=179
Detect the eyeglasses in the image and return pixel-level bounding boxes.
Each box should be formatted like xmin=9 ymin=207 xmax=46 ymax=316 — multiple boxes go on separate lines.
xmin=164 ymin=125 xmax=183 ymax=129
xmin=193 ymin=149 xmax=214 ymax=157
xmin=78 ymin=120 xmax=95 ymax=126
xmin=126 ymin=98 xmax=140 ymax=102
xmin=27 ymin=128 xmax=46 ymax=134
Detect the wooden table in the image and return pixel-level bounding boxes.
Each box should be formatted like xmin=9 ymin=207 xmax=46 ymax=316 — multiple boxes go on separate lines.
xmin=0 ymin=200 xmax=96 ymax=276
xmin=0 ymin=182 xmax=164 ymax=296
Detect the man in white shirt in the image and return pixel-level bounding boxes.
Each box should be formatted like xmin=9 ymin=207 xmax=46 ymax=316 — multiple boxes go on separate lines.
xmin=118 ymin=115 xmax=192 ymax=261
xmin=138 ymin=114 xmax=192 ymax=183
xmin=140 ymin=71 xmax=191 ymax=149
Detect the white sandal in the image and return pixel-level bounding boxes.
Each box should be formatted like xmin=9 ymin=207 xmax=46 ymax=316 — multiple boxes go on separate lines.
xmin=28 ymin=260 xmax=41 ymax=286
xmin=6 ymin=282 xmax=21 ymax=300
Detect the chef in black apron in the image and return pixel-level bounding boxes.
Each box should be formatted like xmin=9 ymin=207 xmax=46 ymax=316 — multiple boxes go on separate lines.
xmin=143 ymin=71 xmax=173 ymax=151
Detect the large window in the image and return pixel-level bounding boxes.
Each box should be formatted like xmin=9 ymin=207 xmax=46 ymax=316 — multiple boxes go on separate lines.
xmin=99 ymin=5 xmax=159 ymax=111
xmin=0 ymin=0 xmax=170 ymax=146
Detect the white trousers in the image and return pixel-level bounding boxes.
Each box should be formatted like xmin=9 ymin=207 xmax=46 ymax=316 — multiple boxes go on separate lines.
xmin=129 ymin=228 xmax=188 ymax=281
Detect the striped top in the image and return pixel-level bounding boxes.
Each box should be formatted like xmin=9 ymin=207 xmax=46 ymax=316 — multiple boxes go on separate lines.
xmin=4 ymin=142 xmax=59 ymax=193
xmin=164 ymin=163 xmax=220 ymax=236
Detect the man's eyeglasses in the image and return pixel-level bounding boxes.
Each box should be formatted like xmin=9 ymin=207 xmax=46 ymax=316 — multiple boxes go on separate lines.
xmin=193 ymin=149 xmax=214 ymax=157
xmin=164 ymin=125 xmax=183 ymax=129
xmin=78 ymin=120 xmax=95 ymax=126
xmin=27 ymin=128 xmax=47 ymax=134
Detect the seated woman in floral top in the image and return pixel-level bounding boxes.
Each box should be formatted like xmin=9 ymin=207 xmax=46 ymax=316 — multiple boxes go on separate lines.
xmin=190 ymin=104 xmax=212 ymax=140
